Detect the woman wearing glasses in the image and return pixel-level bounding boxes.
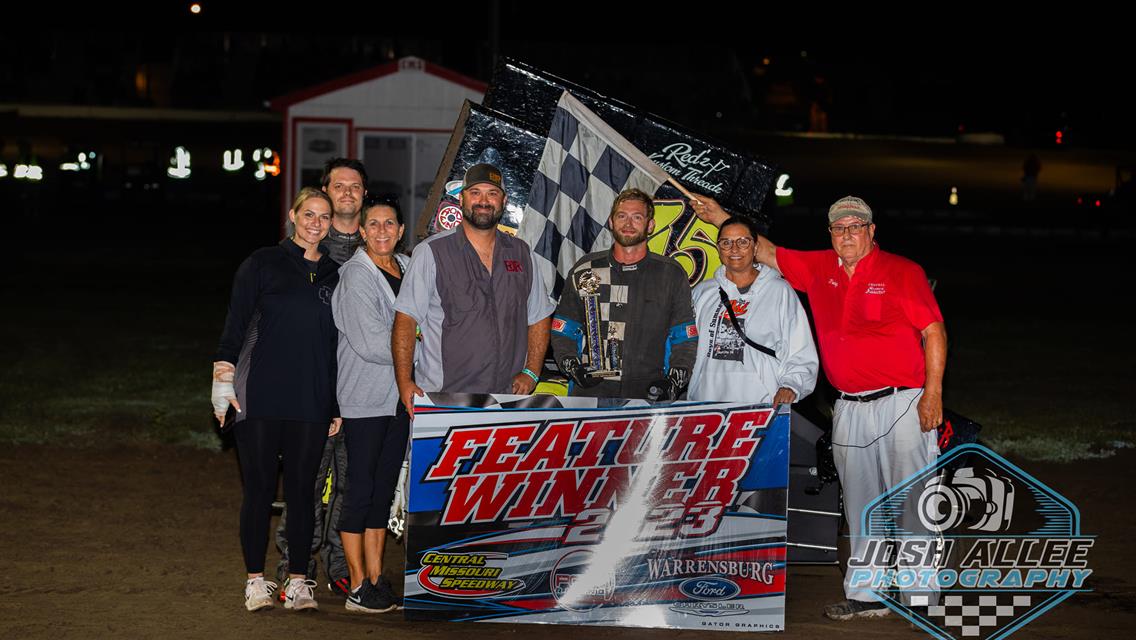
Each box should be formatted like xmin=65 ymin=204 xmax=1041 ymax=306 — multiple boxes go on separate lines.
xmin=687 ymin=215 xmax=818 ymax=405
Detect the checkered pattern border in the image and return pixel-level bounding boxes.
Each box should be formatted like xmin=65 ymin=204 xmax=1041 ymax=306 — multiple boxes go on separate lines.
xmin=911 ymin=593 xmax=1033 ymax=638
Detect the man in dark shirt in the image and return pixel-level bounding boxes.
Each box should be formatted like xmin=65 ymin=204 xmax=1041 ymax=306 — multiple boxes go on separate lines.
xmin=550 ymin=188 xmax=697 ymax=400
xmin=319 ymin=158 xmax=367 ymax=264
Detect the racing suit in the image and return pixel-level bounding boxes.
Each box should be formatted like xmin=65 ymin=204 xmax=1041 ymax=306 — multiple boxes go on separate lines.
xmin=551 ymin=249 xmax=697 ymax=400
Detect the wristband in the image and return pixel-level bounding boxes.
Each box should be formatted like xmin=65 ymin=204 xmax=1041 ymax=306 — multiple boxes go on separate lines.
xmin=521 ymin=368 xmax=539 ymax=383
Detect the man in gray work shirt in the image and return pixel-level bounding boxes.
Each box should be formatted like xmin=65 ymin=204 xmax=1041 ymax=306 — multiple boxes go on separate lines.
xmin=393 ymin=163 xmax=555 ymax=415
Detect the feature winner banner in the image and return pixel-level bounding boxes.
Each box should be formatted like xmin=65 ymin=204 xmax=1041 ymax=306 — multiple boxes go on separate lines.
xmin=405 ymin=393 xmax=790 ymax=632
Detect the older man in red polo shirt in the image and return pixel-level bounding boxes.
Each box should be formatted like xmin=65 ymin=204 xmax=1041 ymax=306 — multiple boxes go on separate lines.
xmin=692 ymin=194 xmax=947 ymax=620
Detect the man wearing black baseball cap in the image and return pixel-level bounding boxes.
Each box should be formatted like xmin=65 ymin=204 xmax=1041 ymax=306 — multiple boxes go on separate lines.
xmin=392 ymin=163 xmax=555 ymax=413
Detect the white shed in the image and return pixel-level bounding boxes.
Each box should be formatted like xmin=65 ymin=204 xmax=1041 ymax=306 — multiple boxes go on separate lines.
xmin=271 ymin=56 xmax=485 ymax=239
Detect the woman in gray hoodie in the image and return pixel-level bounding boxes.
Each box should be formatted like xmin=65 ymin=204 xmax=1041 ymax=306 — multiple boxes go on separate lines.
xmin=331 ymin=196 xmax=410 ymax=613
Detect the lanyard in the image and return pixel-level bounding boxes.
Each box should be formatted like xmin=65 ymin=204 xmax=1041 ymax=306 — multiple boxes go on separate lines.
xmin=716 ymin=287 xmax=777 ymax=360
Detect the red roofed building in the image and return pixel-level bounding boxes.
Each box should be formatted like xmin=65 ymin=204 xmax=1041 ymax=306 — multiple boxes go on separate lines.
xmin=271 ymin=56 xmax=485 ymax=239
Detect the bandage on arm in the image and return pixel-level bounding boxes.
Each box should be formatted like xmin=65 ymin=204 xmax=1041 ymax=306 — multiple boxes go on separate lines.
xmin=211 ymin=361 xmax=236 ymax=416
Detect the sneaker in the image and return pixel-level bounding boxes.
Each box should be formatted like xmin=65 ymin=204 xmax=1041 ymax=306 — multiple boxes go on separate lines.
xmin=377 ymin=576 xmax=404 ymax=609
xmin=244 ymin=577 xmax=277 ymax=612
xmin=283 ymin=578 xmax=320 ymax=611
xmin=823 ymin=599 xmax=891 ymax=621
xmin=345 ymin=580 xmax=398 ymax=614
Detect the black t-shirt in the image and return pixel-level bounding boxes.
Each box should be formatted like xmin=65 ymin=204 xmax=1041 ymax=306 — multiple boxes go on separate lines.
xmin=381 ymin=265 xmax=402 ymax=296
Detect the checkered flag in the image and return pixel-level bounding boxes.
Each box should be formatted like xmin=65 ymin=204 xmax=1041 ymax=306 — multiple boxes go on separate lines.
xmin=517 ymin=91 xmax=670 ymax=299
xmin=910 ymin=593 xmax=1033 ymax=638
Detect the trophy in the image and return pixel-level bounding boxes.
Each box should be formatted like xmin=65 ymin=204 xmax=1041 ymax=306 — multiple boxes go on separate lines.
xmin=577 ymin=270 xmax=621 ymax=378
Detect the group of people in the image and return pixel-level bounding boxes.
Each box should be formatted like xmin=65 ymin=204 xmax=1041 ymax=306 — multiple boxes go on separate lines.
xmin=212 ymin=159 xmax=408 ymax=614
xmin=692 ymin=193 xmax=946 ymax=620
xmin=211 ymin=157 xmax=946 ymax=622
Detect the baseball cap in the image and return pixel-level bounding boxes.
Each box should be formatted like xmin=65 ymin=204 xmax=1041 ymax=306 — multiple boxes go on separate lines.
xmin=828 ymin=196 xmax=873 ymax=224
xmin=462 ymin=163 xmax=504 ymax=191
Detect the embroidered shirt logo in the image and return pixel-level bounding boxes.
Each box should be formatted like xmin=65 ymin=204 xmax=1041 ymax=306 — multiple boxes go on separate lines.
xmin=504 ymin=260 xmax=523 ymax=273
xmin=827 ymin=278 xmax=839 ymax=288
xmin=866 ymin=283 xmax=886 ymax=295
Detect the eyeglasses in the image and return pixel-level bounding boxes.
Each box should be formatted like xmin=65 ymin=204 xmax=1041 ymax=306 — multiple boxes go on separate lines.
xmin=717 ymin=237 xmax=754 ymax=249
xmin=828 ymin=222 xmax=870 ymax=236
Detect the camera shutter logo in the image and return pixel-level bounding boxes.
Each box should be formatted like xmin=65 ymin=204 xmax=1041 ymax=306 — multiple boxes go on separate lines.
xmin=917 ymin=467 xmax=1016 ymax=533
xmin=858 ymin=445 xmax=1093 ymax=640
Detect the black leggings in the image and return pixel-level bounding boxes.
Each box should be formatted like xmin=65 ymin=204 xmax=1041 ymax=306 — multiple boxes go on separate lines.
xmin=234 ymin=418 xmax=327 ymax=575
xmin=339 ymin=405 xmax=410 ymax=533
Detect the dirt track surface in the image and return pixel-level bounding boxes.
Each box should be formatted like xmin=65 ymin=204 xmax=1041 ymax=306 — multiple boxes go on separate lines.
xmin=2 ymin=444 xmax=1133 ymax=639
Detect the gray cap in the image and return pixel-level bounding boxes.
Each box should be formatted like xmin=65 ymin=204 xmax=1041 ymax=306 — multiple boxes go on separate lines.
xmin=828 ymin=196 xmax=873 ymax=224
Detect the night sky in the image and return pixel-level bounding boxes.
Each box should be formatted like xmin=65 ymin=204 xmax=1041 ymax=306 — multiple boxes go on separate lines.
xmin=2 ymin=14 xmax=1130 ymax=149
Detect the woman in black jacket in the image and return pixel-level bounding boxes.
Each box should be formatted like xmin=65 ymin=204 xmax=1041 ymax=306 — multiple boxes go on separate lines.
xmin=211 ymin=186 xmax=342 ymax=612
